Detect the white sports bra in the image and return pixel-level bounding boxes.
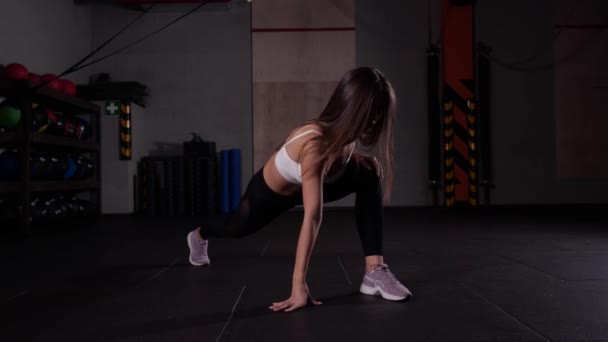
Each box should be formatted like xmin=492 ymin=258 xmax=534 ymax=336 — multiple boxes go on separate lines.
xmin=274 ymin=129 xmax=355 ymax=185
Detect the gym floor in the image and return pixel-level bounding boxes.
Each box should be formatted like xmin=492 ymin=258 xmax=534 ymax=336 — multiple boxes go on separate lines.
xmin=1 ymin=207 xmax=607 ymax=341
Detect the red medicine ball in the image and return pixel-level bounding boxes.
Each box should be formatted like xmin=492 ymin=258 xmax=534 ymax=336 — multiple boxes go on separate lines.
xmin=60 ymin=79 xmax=77 ymax=96
xmin=41 ymin=74 xmax=63 ymax=92
xmin=4 ymin=63 xmax=29 ymax=80
xmin=28 ymin=73 xmax=42 ymax=86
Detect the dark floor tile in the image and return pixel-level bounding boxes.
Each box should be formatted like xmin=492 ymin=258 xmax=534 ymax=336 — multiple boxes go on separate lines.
xmin=465 ymin=274 xmax=608 ymax=341
xmin=507 ymin=253 xmax=608 ymax=280
xmin=21 ymin=264 xmax=244 ymax=341
xmin=398 ymin=227 xmax=574 ymax=258
xmin=2 ymin=210 xmax=607 ymax=341
xmin=224 ymin=280 xmax=545 ymax=342
xmin=544 ymin=230 xmax=608 ymax=253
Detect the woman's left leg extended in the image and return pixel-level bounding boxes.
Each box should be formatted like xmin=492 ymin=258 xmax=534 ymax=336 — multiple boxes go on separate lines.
xmin=187 ymin=169 xmax=298 ymax=266
xmin=198 ymin=169 xmax=298 ymax=239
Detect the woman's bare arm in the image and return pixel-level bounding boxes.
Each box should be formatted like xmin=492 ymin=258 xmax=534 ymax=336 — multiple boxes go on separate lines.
xmin=269 ymin=139 xmax=325 ymax=312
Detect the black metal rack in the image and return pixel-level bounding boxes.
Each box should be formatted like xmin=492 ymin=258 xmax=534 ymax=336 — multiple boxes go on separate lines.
xmin=0 ymin=77 xmax=101 ymax=233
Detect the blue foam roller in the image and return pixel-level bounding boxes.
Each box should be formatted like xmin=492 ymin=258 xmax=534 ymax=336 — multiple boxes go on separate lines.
xmin=0 ymin=150 xmax=18 ymax=180
xmin=64 ymin=157 xmax=77 ymax=180
xmin=228 ymin=149 xmax=241 ymax=211
xmin=220 ymin=150 xmax=230 ymax=214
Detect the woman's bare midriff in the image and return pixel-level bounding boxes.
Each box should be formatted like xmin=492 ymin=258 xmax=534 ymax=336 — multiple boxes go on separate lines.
xmin=262 ymin=124 xmax=354 ymax=197
xmin=263 ymin=152 xmax=301 ymax=196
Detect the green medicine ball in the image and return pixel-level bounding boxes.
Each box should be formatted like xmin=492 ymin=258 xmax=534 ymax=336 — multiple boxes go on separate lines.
xmin=0 ymin=103 xmax=21 ymax=129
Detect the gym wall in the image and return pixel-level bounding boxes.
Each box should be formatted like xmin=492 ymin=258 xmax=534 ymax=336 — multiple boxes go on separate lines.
xmin=252 ymin=0 xmax=356 ymax=207
xmin=252 ymin=0 xmax=356 ymax=172
xmin=356 ymin=0 xmax=436 ymax=206
xmin=89 ymin=2 xmax=253 ymax=189
xmin=0 ymin=0 xmax=92 ymax=83
xmin=554 ymin=0 xmax=608 ymax=181
xmin=359 ymin=0 xmax=608 ymax=205
xmin=476 ymin=0 xmax=608 ymax=204
xmin=100 ymin=103 xmax=146 ymax=214
xmin=3 ymin=0 xmax=606 ymax=207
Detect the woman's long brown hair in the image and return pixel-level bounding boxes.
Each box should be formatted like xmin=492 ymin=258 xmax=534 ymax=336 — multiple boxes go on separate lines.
xmin=299 ymin=67 xmax=397 ymax=204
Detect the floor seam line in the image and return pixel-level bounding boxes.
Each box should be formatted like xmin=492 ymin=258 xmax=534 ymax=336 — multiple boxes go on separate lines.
xmin=260 ymin=240 xmax=271 ymax=257
xmin=336 ymin=255 xmax=353 ymax=285
xmin=1 ymin=289 xmax=31 ymax=304
xmin=216 ymin=285 xmax=247 ymax=342
xmin=458 ymin=281 xmax=551 ymax=342
xmin=499 ymin=255 xmax=566 ymax=281
xmin=135 ymin=257 xmax=180 ymax=289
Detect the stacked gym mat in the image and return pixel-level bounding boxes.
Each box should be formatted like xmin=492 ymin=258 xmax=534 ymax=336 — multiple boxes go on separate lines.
xmin=137 ymin=148 xmax=241 ymax=217
xmin=185 ymin=156 xmax=217 ymax=216
xmin=139 ymin=156 xmax=185 ymax=217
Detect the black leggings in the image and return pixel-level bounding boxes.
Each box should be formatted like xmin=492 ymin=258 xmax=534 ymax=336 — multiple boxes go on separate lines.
xmin=199 ymin=159 xmax=383 ymax=256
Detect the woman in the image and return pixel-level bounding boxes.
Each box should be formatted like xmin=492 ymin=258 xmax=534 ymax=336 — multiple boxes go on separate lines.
xmin=187 ymin=67 xmax=412 ymax=312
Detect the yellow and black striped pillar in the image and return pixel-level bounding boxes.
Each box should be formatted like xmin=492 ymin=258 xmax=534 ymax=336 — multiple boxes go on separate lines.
xmin=119 ymin=100 xmax=132 ymax=160
xmin=441 ymin=0 xmax=478 ymax=207
xmin=467 ymin=99 xmax=478 ymax=206
xmin=443 ymin=100 xmax=455 ymax=206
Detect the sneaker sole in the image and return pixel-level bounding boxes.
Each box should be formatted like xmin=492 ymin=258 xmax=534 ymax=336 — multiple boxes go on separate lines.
xmin=187 ymin=232 xmax=210 ymax=266
xmin=360 ymin=283 xmax=411 ymax=301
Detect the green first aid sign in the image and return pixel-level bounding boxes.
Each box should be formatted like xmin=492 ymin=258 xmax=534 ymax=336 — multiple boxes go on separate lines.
xmin=105 ymin=100 xmax=120 ymax=115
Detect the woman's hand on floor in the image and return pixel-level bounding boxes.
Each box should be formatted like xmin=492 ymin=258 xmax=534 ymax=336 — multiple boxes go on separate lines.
xmin=269 ymin=282 xmax=322 ymax=312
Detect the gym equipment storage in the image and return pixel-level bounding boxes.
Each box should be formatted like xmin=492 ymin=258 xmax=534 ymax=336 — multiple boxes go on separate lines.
xmin=0 ymin=75 xmax=101 ymax=233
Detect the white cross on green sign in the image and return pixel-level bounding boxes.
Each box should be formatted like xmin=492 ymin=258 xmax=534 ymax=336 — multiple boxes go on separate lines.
xmin=105 ymin=100 xmax=120 ymax=115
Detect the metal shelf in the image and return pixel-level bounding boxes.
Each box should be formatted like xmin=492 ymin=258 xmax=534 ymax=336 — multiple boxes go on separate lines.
xmin=0 ymin=182 xmax=20 ymax=193
xmin=1 ymin=78 xmax=100 ymax=115
xmin=1 ymin=75 xmax=102 ymax=233
xmin=0 ymin=180 xmax=100 ymax=194
xmin=32 ymin=134 xmax=99 ymax=152
xmin=31 ymin=180 xmax=100 ymax=193
xmin=34 ymin=87 xmax=100 ymax=115
xmin=0 ymin=132 xmax=18 ymax=145
xmin=0 ymin=133 xmax=99 ymax=151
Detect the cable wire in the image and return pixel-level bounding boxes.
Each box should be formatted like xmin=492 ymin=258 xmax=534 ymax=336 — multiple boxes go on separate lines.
xmin=68 ymin=1 xmax=208 ymax=75
xmin=482 ymin=28 xmax=606 ymax=73
xmin=59 ymin=2 xmax=158 ymax=77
